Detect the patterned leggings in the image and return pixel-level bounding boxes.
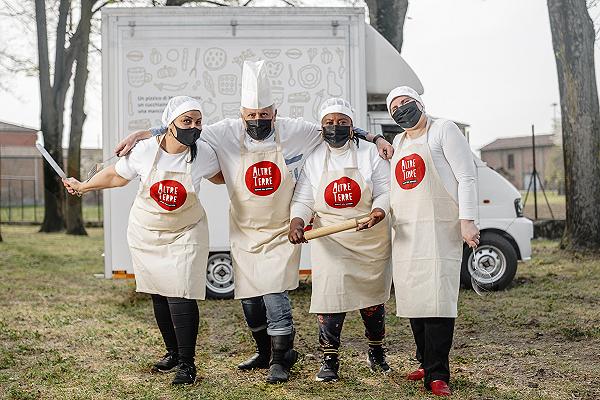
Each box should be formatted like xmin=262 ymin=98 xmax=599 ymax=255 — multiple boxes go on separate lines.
xmin=317 ymin=304 xmax=386 ymax=355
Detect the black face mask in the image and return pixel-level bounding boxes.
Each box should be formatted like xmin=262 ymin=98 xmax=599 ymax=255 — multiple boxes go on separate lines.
xmin=392 ymin=101 xmax=422 ymax=129
xmin=172 ymin=125 xmax=201 ymax=146
xmin=245 ymin=119 xmax=273 ymax=141
xmin=322 ymin=125 xmax=352 ymax=148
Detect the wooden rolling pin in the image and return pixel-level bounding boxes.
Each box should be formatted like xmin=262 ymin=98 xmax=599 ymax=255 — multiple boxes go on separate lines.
xmin=304 ymin=216 xmax=372 ymax=241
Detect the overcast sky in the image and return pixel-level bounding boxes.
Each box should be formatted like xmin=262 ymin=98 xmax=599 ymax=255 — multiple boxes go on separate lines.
xmin=1 ymin=0 xmax=599 ymax=152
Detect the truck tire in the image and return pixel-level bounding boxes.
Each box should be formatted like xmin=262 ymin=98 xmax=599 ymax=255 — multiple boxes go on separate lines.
xmin=460 ymin=231 xmax=518 ymax=291
xmin=206 ymin=252 xmax=235 ymax=299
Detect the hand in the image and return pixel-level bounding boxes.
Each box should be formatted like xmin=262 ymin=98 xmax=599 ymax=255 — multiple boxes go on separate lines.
xmin=375 ymin=136 xmax=394 ymax=160
xmin=288 ymin=217 xmax=307 ymax=244
xmin=357 ymin=208 xmax=386 ymax=231
xmin=461 ymin=220 xmax=480 ymax=248
xmin=114 ymin=130 xmax=150 ymax=157
xmin=62 ymin=177 xmax=85 ymax=197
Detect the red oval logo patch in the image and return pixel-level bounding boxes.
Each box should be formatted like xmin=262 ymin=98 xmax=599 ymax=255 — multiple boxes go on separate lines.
xmin=150 ymin=180 xmax=187 ymax=211
xmin=245 ymin=161 xmax=282 ymax=196
xmin=324 ymin=177 xmax=362 ymax=208
xmin=395 ymin=153 xmax=426 ymax=190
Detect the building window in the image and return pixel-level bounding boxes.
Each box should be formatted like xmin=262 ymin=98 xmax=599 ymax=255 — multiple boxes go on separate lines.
xmin=507 ymin=153 xmax=514 ymax=169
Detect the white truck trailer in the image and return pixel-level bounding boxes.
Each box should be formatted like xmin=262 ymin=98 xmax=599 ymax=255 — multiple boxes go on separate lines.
xmin=101 ymin=6 xmax=533 ymax=298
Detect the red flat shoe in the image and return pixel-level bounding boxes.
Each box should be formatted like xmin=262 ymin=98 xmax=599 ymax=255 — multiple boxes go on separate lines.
xmin=407 ymin=368 xmax=425 ymax=381
xmin=430 ymin=380 xmax=452 ymax=396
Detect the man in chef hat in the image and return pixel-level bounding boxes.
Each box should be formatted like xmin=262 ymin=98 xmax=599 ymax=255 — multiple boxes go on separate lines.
xmin=115 ymin=60 xmax=394 ymax=384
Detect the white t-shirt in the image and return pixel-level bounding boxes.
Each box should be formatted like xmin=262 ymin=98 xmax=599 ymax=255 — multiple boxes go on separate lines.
xmin=291 ymin=141 xmax=391 ymax=224
xmin=393 ymin=118 xmax=477 ymax=220
xmin=115 ymin=137 xmax=220 ymax=195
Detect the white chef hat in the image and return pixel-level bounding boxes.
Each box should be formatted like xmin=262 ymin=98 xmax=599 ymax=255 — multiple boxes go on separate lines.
xmin=386 ymin=86 xmax=425 ymax=117
xmin=161 ymin=96 xmax=203 ymax=127
xmin=241 ymin=60 xmax=274 ymax=109
xmin=319 ymin=97 xmax=354 ymax=123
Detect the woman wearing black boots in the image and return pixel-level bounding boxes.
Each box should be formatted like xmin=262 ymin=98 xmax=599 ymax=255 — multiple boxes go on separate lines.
xmin=288 ymin=98 xmax=393 ymax=381
xmin=64 ymin=96 xmax=222 ymax=385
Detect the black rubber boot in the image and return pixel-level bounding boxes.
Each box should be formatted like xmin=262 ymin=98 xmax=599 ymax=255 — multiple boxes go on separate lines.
xmin=151 ymin=351 xmax=179 ymax=373
xmin=315 ymin=354 xmax=340 ymax=382
xmin=171 ymin=362 xmax=197 ymax=385
xmin=367 ymin=346 xmax=392 ymax=373
xmin=266 ymin=332 xmax=299 ymax=384
xmin=238 ymin=329 xmax=271 ymax=370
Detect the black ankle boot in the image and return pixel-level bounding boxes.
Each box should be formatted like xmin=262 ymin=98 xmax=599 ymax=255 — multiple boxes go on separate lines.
xmin=367 ymin=346 xmax=391 ymax=373
xmin=266 ymin=332 xmax=299 ymax=384
xmin=152 ymin=351 xmax=179 ymax=373
xmin=316 ymin=354 xmax=340 ymax=382
xmin=172 ymin=361 xmax=197 ymax=385
xmin=238 ymin=329 xmax=271 ymax=370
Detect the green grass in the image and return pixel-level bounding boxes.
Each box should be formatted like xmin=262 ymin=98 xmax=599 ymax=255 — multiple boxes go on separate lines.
xmin=0 ymin=205 xmax=103 ymax=223
xmin=520 ymin=191 xmax=565 ymax=220
xmin=0 ymin=226 xmax=599 ymax=399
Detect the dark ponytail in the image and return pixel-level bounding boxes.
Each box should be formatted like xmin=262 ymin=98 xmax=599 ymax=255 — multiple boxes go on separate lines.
xmin=188 ymin=142 xmax=197 ymax=163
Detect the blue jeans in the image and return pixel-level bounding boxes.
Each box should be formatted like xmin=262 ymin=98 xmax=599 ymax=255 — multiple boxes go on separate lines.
xmin=241 ymin=292 xmax=294 ymax=336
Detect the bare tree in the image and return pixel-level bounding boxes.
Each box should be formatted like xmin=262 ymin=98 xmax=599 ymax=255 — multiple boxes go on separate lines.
xmin=548 ymin=0 xmax=600 ymax=249
xmin=65 ymin=0 xmax=98 ymax=235
xmin=34 ymin=0 xmax=72 ymax=232
xmin=365 ymin=0 xmax=408 ymax=53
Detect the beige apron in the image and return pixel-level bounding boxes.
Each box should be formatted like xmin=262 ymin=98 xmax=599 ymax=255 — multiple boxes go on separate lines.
xmin=127 ymin=136 xmax=209 ymax=300
xmin=390 ymin=118 xmax=462 ymax=318
xmin=310 ymin=143 xmax=392 ymax=314
xmin=229 ymin=128 xmax=300 ymax=299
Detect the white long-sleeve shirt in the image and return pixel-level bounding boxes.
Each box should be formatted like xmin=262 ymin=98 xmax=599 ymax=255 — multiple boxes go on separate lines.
xmin=291 ymin=141 xmax=390 ymax=224
xmin=394 ymin=118 xmax=477 ymax=220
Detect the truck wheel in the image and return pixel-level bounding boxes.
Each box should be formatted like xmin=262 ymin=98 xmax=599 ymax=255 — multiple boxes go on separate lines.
xmin=206 ymin=252 xmax=234 ymax=299
xmin=460 ymin=231 xmax=518 ymax=291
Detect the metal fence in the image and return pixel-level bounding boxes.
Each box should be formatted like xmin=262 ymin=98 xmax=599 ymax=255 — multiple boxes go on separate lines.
xmin=0 ymin=154 xmax=104 ymax=225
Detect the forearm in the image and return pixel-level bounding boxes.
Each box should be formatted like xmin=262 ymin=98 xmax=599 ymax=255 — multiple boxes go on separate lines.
xmin=81 ymin=165 xmax=129 ymax=193
xmin=458 ymin=178 xmax=478 ymax=220
xmin=372 ymin=192 xmax=390 ymax=215
xmin=290 ymin=202 xmax=313 ymax=225
xmin=353 ymin=127 xmax=381 ymax=143
xmin=149 ymin=126 xmax=167 ymax=137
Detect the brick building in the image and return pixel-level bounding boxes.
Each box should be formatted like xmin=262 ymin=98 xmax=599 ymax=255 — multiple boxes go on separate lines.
xmin=1 ymin=120 xmax=103 ymax=222
xmin=0 ymin=121 xmax=43 ymax=210
xmin=479 ymin=134 xmax=560 ymax=190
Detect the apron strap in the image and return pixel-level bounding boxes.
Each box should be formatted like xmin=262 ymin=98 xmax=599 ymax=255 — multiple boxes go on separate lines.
xmin=239 ymin=120 xmax=249 ymax=154
xmin=273 ymin=125 xmax=282 ymax=152
xmin=145 ymin=134 xmax=167 ymax=185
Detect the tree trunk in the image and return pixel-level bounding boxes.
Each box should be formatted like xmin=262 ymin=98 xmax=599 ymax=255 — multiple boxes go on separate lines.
xmin=66 ymin=0 xmax=95 ymax=236
xmin=35 ymin=0 xmax=65 ymax=232
xmin=365 ymin=0 xmax=408 ymax=53
xmin=548 ymin=0 xmax=600 ymax=250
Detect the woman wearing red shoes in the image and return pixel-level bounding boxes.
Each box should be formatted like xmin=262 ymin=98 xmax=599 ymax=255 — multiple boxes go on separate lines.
xmin=387 ymin=86 xmax=480 ymax=397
